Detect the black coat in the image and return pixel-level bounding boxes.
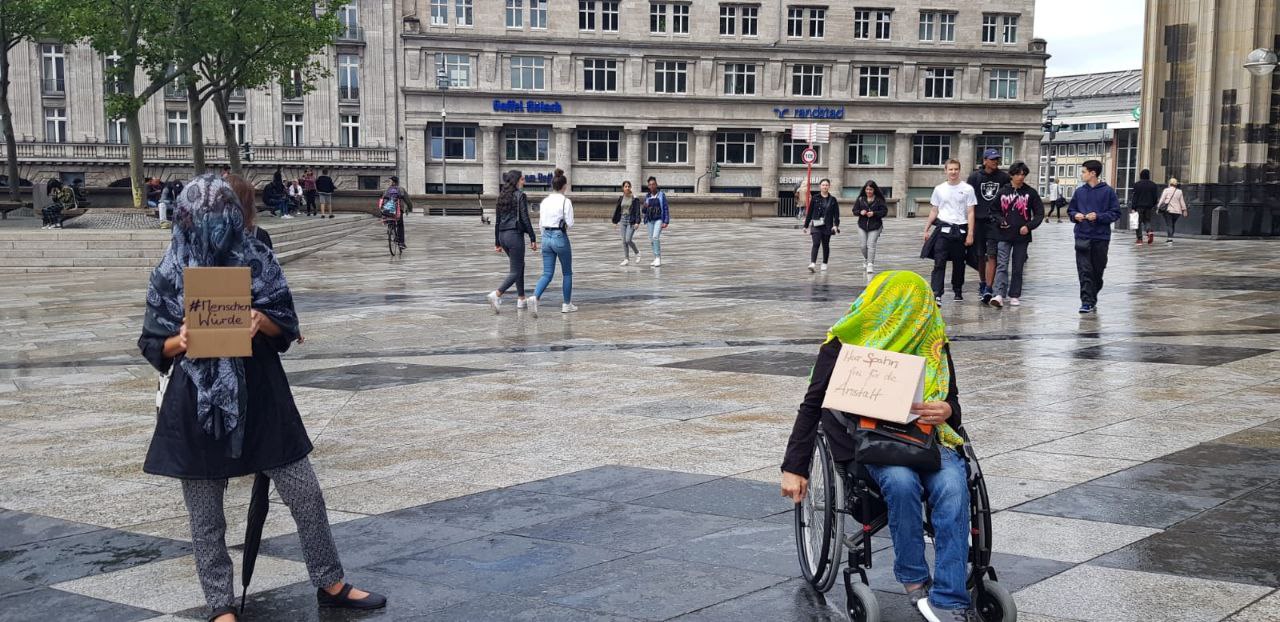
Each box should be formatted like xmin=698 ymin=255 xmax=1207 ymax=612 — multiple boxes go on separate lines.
xmin=494 ymin=190 xmax=536 ymax=246
xmin=993 ymin=184 xmax=1045 ymax=242
xmin=1130 ymin=179 xmax=1160 ymax=212
xmin=804 ymin=194 xmax=840 ymax=230
xmin=612 ymin=195 xmax=642 ymax=224
xmin=854 ymin=196 xmax=888 ymax=231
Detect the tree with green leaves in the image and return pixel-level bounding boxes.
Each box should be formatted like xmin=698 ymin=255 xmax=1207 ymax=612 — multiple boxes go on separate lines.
xmin=0 ymin=0 xmax=61 ymax=202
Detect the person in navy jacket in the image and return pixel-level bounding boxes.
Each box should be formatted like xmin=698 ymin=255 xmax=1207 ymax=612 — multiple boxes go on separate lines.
xmin=643 ymin=176 xmax=670 ymax=268
xmin=1067 ymin=159 xmax=1121 ymax=314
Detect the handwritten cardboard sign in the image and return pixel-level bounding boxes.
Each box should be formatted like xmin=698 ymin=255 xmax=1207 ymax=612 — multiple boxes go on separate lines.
xmin=822 ymin=343 xmax=925 ymax=424
xmin=184 ymin=267 xmax=252 ymax=359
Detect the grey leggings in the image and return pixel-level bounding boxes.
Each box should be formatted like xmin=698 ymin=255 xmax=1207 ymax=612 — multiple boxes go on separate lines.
xmin=497 ymin=229 xmax=527 ymax=297
xmin=859 ymin=227 xmax=882 ymax=264
xmin=621 ymin=222 xmax=640 ymax=258
xmin=182 ymin=457 xmax=343 ymax=612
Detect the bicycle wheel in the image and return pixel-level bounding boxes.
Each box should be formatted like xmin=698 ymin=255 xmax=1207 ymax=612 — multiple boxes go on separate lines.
xmin=794 ymin=432 xmax=843 ymax=592
xmin=386 ymin=222 xmax=398 ymax=256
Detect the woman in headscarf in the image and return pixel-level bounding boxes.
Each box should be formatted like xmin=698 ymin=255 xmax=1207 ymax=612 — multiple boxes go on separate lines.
xmin=486 ymin=169 xmax=538 ymax=313
xmin=138 ymin=175 xmax=384 ymax=622
xmin=780 ymin=271 xmax=973 ymax=622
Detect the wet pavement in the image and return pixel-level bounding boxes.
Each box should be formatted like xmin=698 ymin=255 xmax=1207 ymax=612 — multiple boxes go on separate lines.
xmin=1 ymin=215 xmax=1279 ymax=621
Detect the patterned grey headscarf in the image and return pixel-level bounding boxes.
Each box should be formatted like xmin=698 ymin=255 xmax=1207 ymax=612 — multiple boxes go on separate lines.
xmin=142 ymin=174 xmax=298 ymax=459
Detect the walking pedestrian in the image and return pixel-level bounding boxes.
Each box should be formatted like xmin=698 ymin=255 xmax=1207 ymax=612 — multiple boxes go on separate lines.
xmin=921 ymin=160 xmax=977 ymax=304
xmin=803 ymin=178 xmax=840 ymax=273
xmin=612 ymin=180 xmax=643 ymax=266
xmin=301 ymin=168 xmax=318 ymax=217
xmin=138 ymin=174 xmax=386 ymax=622
xmin=966 ymin=149 xmax=1011 ymax=305
xmin=854 ymin=180 xmax=888 ymax=274
xmin=989 ymin=162 xmax=1044 ymax=308
xmin=533 ymin=169 xmax=575 ymax=315
xmin=316 ymin=168 xmax=336 ymax=219
xmin=1046 ymin=178 xmax=1066 ymax=222
xmin=642 ymin=176 xmax=669 ymax=267
xmin=1157 ymin=177 xmax=1188 ymax=245
xmin=1068 ymin=159 xmax=1121 ymax=313
xmin=487 ymin=170 xmax=538 ymax=314
xmin=1130 ymin=169 xmax=1160 ymax=245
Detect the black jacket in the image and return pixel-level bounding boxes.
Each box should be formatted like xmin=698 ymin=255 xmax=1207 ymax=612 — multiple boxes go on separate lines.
xmin=612 ymin=195 xmax=642 ymax=225
xmin=804 ymin=194 xmax=840 ymax=230
xmin=782 ymin=341 xmax=962 ymax=475
xmin=494 ymin=190 xmax=536 ymax=246
xmin=316 ymin=175 xmax=335 ymax=194
xmin=966 ymin=169 xmax=1012 ymax=220
xmin=993 ymin=184 xmax=1045 ymax=242
xmin=854 ymin=196 xmax=888 ymax=231
xmin=1130 ymin=179 xmax=1160 ymax=211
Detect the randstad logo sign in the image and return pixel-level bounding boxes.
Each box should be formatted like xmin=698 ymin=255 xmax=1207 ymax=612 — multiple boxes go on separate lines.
xmin=493 ymin=100 xmax=564 ymax=114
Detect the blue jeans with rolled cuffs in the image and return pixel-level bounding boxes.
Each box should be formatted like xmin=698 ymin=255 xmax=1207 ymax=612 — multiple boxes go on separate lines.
xmin=534 ymin=229 xmax=572 ymax=303
xmin=647 ymin=220 xmax=663 ymax=257
xmin=864 ymin=447 xmax=971 ymax=611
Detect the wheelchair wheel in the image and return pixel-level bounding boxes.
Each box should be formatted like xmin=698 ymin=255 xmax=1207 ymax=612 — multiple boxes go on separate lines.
xmin=794 ymin=432 xmax=843 ymax=592
xmin=975 ymin=580 xmax=1017 ymax=622
xmin=847 ymin=581 xmax=881 ymax=622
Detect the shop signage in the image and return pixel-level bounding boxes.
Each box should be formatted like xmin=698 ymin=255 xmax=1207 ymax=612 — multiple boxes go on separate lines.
xmin=773 ymin=106 xmax=845 ymax=120
xmin=523 ymin=172 xmax=556 ymax=184
xmin=493 ymin=99 xmax=563 ymax=114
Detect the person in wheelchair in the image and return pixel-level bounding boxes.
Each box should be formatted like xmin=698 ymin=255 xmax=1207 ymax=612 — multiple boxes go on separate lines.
xmin=781 ymin=271 xmax=1000 ymax=622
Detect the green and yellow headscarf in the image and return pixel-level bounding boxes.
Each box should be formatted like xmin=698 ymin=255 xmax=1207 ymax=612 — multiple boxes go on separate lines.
xmin=826 ymin=270 xmax=964 ymax=448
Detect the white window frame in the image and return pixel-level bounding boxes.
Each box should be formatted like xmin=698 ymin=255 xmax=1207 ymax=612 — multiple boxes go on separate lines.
xmin=511 ymin=56 xmax=546 ymax=91
xmin=848 ymin=133 xmax=889 ymax=166
xmin=650 ymin=3 xmax=666 ymax=33
xmin=918 ymin=11 xmax=935 ymax=41
xmin=938 ymin=12 xmax=955 ymax=42
xmin=229 ymin=111 xmax=247 ymax=145
xmin=982 ymin=14 xmax=998 ymax=44
xmin=44 ymin=107 xmax=67 ymax=143
xmin=430 ymin=125 xmax=478 ymax=161
xmin=40 ymin=44 xmax=65 ymax=94
xmin=337 ymin=4 xmax=360 ymax=38
xmin=504 ymin=127 xmax=550 ymax=162
xmin=107 ymin=116 xmax=128 ymax=144
xmin=505 ymin=0 xmax=524 ymax=28
xmin=912 ymin=134 xmax=952 ymax=166
xmin=740 ymin=5 xmax=758 ymax=35
xmin=337 ymin=53 xmax=360 ymax=100
xmin=671 ymin=4 xmax=689 ymax=33
xmin=455 ymin=0 xmax=474 ymax=26
xmin=339 ymin=114 xmax=360 ymax=148
xmin=654 ymin=60 xmax=688 ymax=94
xmin=647 ymin=130 xmax=689 ymax=164
xmin=853 ymin=9 xmax=871 ymax=39
xmin=284 ymin=113 xmax=304 ymax=147
xmin=720 ymin=5 xmax=736 ymax=35
xmin=440 ymin=53 xmax=471 ymax=88
xmin=577 ymin=128 xmax=620 ymax=162
xmin=715 ymin=131 xmax=757 ymax=164
xmin=988 ymin=68 xmax=1019 ymax=100
xmin=579 ymin=0 xmax=596 ymax=30
xmin=166 ymin=110 xmax=189 ymax=145
xmin=530 ymin=0 xmax=548 ymax=29
xmin=723 ymin=63 xmax=757 ymax=95
xmin=601 ymin=1 xmax=619 ymax=30
xmin=786 ymin=7 xmax=803 ymax=37
xmin=782 ymin=132 xmax=820 ymax=165
xmin=791 ymin=63 xmax=825 ymax=97
xmin=975 ymin=136 xmax=1014 ymax=165
xmin=808 ymin=7 xmax=825 ymax=38
xmin=1003 ymin=14 xmax=1019 ymax=44
xmin=583 ymin=58 xmax=618 ymax=92
xmin=924 ymin=67 xmax=955 ymax=99
xmin=874 ymin=9 xmax=892 ymax=40
xmin=858 ymin=65 xmax=890 ymax=98
xmin=430 ymin=0 xmax=448 ymax=25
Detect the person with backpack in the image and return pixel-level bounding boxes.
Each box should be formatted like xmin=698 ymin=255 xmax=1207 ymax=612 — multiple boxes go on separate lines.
xmin=1130 ymin=169 xmax=1160 ymax=245
xmin=803 ymin=178 xmax=840 ymax=273
xmin=487 ymin=170 xmax=538 ymax=314
xmin=1068 ymin=159 xmax=1122 ymax=313
xmin=612 ymin=180 xmax=643 ymax=266
xmin=989 ymin=162 xmax=1045 ymax=308
xmin=532 ymin=169 xmax=575 ymax=315
xmin=380 ymin=176 xmax=406 ymax=250
xmin=1157 ymin=177 xmax=1188 ymax=245
xmin=642 ymin=176 xmax=669 ymax=268
xmin=854 ymin=180 xmax=888 ymax=274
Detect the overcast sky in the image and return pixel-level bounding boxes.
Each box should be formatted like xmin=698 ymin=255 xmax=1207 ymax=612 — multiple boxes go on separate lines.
xmin=1035 ymin=0 xmax=1145 ymax=76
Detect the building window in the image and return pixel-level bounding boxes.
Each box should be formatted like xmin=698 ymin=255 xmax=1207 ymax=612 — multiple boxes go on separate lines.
xmin=919 ymin=11 xmax=953 ymax=42
xmin=719 ymin=4 xmax=760 ymax=37
xmin=44 ymin=107 xmax=67 ymax=143
xmin=939 ymin=12 xmax=955 ymax=41
xmin=1003 ymin=15 xmax=1019 ymax=43
xmin=912 ymin=134 xmax=952 ymax=166
xmin=505 ymin=0 xmax=523 ymax=28
xmin=166 ymin=110 xmax=189 ymax=145
xmin=337 ymin=4 xmax=361 ymax=39
xmin=788 ymin=6 xmax=824 ymax=38
xmin=647 ymin=130 xmax=688 ymax=163
xmin=430 ymin=0 xmax=448 ymax=25
xmin=854 ymin=8 xmax=892 ymax=40
xmin=848 ymin=133 xmax=889 ymax=166
xmin=229 ymin=112 xmax=247 ymax=145
xmin=650 ymin=3 xmax=665 ymax=33
xmin=103 ymin=53 xmax=127 ymax=96
xmin=40 ymin=44 xmax=65 ymax=94
xmin=583 ymin=58 xmax=617 ymax=92
xmin=601 ymin=1 xmax=619 ymax=30
xmin=853 ymin=9 xmax=871 ymax=39
xmin=456 ymin=0 xmax=474 ymax=26
xmin=339 ymin=114 xmax=360 ymax=148
xmin=741 ymin=5 xmax=758 ymax=35
xmin=528 ymin=0 xmax=548 ymax=28
xmin=786 ymin=7 xmax=802 ymax=37
xmin=430 ymin=125 xmax=477 ymax=160
xmin=107 ymin=116 xmax=128 ymax=144
xmin=283 ymin=113 xmax=304 ymax=146
xmin=782 ymin=132 xmax=819 ymax=165
xmin=337 ymin=54 xmax=359 ymax=100
xmin=724 ymin=63 xmax=757 ymax=95
xmin=505 ymin=127 xmax=550 ymax=161
xmin=440 ymin=53 xmax=470 ymax=87
xmin=924 ymin=67 xmax=955 ymax=99
xmin=858 ymin=66 xmax=890 ymax=98
xmin=577 ymin=128 xmax=620 ymax=162
xmin=989 ymin=68 xmax=1019 ymax=100
xmin=981 ymin=14 xmax=998 ymax=44
xmin=792 ymin=64 xmax=824 ymax=97
xmin=650 ymin=3 xmax=689 ymax=34
xmin=283 ymin=69 xmax=303 ymax=100
xmin=809 ymin=7 xmax=825 ymax=37
xmin=654 ymin=61 xmax=687 ymax=94
xmin=511 ymin=56 xmax=545 ymax=90
xmin=976 ymin=136 xmax=1014 ymax=164
xmin=719 ymin=5 xmax=736 ymax=35
xmin=715 ymin=131 xmax=756 ymax=164
xmin=874 ymin=9 xmax=892 ymax=39
xmin=579 ymin=1 xmax=596 ymax=30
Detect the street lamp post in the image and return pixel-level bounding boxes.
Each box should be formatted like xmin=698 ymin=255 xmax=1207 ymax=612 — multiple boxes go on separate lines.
xmin=437 ymin=64 xmax=449 ymax=197
xmin=1043 ymin=106 xmax=1058 ymax=195
xmin=1243 ymin=47 xmax=1278 ymax=76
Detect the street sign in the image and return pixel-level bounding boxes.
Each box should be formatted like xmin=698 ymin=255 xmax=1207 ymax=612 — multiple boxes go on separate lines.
xmin=792 ymin=123 xmax=831 ymax=145
xmin=801 ymin=147 xmax=818 ymax=165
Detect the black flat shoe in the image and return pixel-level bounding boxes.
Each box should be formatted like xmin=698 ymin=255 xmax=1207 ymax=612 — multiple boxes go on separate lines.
xmin=317 ymin=584 xmax=387 ymax=610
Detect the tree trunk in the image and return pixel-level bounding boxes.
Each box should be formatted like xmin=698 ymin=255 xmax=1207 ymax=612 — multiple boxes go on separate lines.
xmin=126 ymin=107 xmax=145 ymax=209
xmin=212 ymin=91 xmax=241 ymax=174
xmin=0 ymin=43 xmax=20 ymax=202
xmin=187 ymin=82 xmax=206 ymax=174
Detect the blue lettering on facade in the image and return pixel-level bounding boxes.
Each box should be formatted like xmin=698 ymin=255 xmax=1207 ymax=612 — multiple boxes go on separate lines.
xmin=523 ymin=172 xmax=556 ymax=184
xmin=772 ymin=106 xmax=845 ymax=119
xmin=493 ymin=99 xmax=563 ymax=114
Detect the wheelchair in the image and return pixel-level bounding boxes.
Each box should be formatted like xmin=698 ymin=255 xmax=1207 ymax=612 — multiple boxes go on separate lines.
xmin=794 ymin=416 xmax=1016 ymax=622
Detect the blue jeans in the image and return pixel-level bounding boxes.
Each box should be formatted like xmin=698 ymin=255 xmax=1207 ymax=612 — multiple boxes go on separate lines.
xmin=647 ymin=220 xmax=663 ymax=257
xmin=269 ymin=198 xmax=289 ymax=216
xmin=534 ymin=229 xmax=572 ymax=303
xmin=864 ymin=448 xmax=971 ymax=611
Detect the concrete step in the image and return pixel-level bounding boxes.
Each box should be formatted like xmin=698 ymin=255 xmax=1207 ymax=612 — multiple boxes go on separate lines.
xmin=0 ymin=239 xmax=172 ymax=250
xmin=2 ymin=248 xmax=165 ymax=259
xmin=274 ymin=226 xmax=365 ymax=255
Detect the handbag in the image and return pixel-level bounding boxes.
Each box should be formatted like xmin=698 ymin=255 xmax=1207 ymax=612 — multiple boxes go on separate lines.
xmin=830 ymin=409 xmax=941 ymax=471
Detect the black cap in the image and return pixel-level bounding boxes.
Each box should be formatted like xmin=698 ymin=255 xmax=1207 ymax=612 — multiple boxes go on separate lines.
xmin=389 ymin=176 xmax=399 ymax=183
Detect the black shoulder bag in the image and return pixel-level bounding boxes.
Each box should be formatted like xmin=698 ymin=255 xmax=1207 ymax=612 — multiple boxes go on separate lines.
xmin=828 ymin=409 xmax=941 ymax=472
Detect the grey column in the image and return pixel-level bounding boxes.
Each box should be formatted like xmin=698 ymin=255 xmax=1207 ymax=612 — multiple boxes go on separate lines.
xmin=959 ymin=130 xmax=980 ymax=173
xmin=625 ymin=127 xmax=644 ymax=188
xmin=554 ymin=125 xmax=573 ymax=180
xmin=481 ymin=124 xmax=500 ymax=196
xmin=826 ymin=132 xmax=847 ymax=195
xmin=762 ymin=130 xmax=781 ymax=199
xmin=693 ymin=127 xmax=714 ymax=193
xmin=892 ymin=129 xmax=913 ymax=215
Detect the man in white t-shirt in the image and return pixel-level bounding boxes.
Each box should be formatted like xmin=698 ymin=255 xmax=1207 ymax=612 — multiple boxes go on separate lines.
xmin=922 ymin=159 xmax=977 ymax=303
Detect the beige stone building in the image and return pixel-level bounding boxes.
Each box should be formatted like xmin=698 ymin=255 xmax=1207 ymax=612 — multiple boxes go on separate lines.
xmin=1138 ymin=0 xmax=1279 ymax=236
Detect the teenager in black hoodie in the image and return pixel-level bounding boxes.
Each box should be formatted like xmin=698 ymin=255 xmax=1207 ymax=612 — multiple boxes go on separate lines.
xmin=1130 ymin=169 xmax=1160 ymax=245
xmin=989 ymin=161 xmax=1044 ymax=308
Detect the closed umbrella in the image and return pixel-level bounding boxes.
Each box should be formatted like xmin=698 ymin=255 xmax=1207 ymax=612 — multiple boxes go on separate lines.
xmin=240 ymin=473 xmax=272 ymax=613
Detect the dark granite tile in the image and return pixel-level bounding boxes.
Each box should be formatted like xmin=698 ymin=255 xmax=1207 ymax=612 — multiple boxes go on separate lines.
xmin=450 ymin=290 xmax=666 ymax=306
xmin=632 ymin=477 xmax=793 ymax=520
xmin=1169 ymin=484 xmax=1280 ymax=539
xmin=697 ymin=283 xmax=866 ymax=303
xmin=389 ymin=488 xmax=618 ymax=533
xmin=508 ymin=504 xmax=745 ymax=554
xmin=1092 ymin=526 xmax=1280 ymax=587
xmin=288 ymin=362 xmax=500 ymax=391
xmin=1066 ymin=342 xmax=1273 ymax=366
xmin=1089 ymin=461 xmax=1275 ymax=500
xmin=294 ymin=292 xmax=425 ymax=313
xmin=863 ymin=548 xmax=1072 ymax=595
xmin=428 ymin=594 xmax=644 ymax=621
xmin=1212 ymin=425 xmax=1280 ymax=450
xmin=367 ymin=534 xmax=627 ymax=594
xmin=0 ymin=528 xmax=189 ymax=585
xmin=1153 ymin=275 xmax=1280 ymax=292
xmin=258 ymin=513 xmax=486 ymax=569
xmin=0 ymin=509 xmax=103 ymax=549
xmin=517 ymin=554 xmax=788 ymax=620
xmin=0 ymin=575 xmax=36 ymax=597
xmin=668 ymin=577 xmax=850 ymax=622
xmin=1156 ymin=443 xmax=1280 ymax=478
xmin=647 ymin=520 xmax=797 ymax=576
xmin=1013 ymin=483 xmax=1222 ymax=528
xmin=0 ymin=587 xmax=159 ymax=622
xmin=511 ymin=466 xmax=717 ymax=503
xmin=661 ymin=350 xmax=817 ymax=377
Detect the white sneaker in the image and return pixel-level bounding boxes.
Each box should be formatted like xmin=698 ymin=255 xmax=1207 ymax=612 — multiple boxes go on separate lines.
xmin=516 ymin=298 xmax=527 ymax=309
xmin=990 ymin=295 xmax=1004 ymax=309
xmin=282 ymin=214 xmax=294 ymax=219
xmin=486 ymin=291 xmax=501 ymax=314
xmin=41 ymin=225 xmax=49 ymax=229
xmin=820 ymin=263 xmax=828 ymax=272
xmin=527 ymin=296 xmax=539 ymax=318
xmin=1009 ymin=297 xmax=1021 ymax=306
xmin=808 ymin=262 xmax=816 ymax=273
xmin=651 ymin=257 xmax=661 ymax=267
xmin=561 ymin=303 xmax=578 ymax=313
xmin=866 ymin=263 xmax=874 ymax=273
xmin=634 ymin=251 xmax=642 ymax=263
xmin=620 ymin=258 xmax=630 ymax=266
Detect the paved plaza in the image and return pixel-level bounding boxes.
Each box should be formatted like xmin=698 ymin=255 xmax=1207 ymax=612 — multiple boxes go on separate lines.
xmin=2 ymin=215 xmax=1280 ymax=621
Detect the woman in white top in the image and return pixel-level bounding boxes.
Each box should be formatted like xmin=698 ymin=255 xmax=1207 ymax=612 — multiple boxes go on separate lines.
xmin=1157 ymin=177 xmax=1188 ymax=244
xmin=532 ymin=169 xmax=575 ymax=316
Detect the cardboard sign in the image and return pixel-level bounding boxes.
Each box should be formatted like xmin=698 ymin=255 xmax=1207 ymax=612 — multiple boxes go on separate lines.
xmin=821 ymin=343 xmax=926 ymax=424
xmin=184 ymin=267 xmax=252 ymax=359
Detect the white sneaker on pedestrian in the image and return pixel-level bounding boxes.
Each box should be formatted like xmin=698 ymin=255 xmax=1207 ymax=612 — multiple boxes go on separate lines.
xmin=527 ymin=296 xmax=539 ymax=318
xmin=486 ymin=291 xmax=501 ymax=314
xmin=619 ymin=258 xmax=630 ymax=266
xmin=990 ymin=295 xmax=1004 ymax=309
xmin=866 ymin=263 xmax=874 ymax=273
xmin=516 ymin=298 xmax=527 ymax=309
xmin=820 ymin=263 xmax=828 ymax=272
xmin=634 ymin=251 xmax=642 ymax=263
xmin=651 ymin=257 xmax=661 ymax=267
xmin=1009 ymin=297 xmax=1021 ymax=306
xmin=808 ymin=262 xmax=816 ymax=273
xmin=561 ymin=303 xmax=578 ymax=313
xmin=282 ymin=214 xmax=294 ymax=219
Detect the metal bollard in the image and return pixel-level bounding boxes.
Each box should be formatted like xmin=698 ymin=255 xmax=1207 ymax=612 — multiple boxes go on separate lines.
xmin=1211 ymin=205 xmax=1229 ymax=238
